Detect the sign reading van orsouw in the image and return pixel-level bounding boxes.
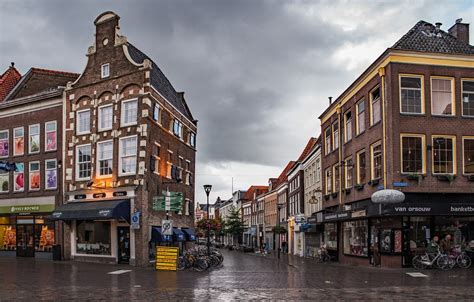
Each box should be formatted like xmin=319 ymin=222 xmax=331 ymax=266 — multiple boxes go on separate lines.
xmin=156 ymin=246 xmax=179 ymax=271
xmin=152 ymin=190 xmax=183 ymax=212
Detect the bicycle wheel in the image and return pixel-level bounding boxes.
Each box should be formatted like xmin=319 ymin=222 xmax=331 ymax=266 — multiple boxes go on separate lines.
xmin=177 ymin=257 xmax=186 ymax=271
xmin=412 ymin=255 xmax=428 ymax=270
xmin=436 ymin=255 xmax=453 ymax=270
xmin=194 ymin=258 xmax=208 ymax=272
xmin=457 ymin=254 xmax=472 ymax=269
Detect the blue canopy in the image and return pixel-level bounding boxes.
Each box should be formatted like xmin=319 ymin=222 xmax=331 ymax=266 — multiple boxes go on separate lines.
xmin=173 ymin=228 xmax=186 ymax=242
xmin=151 ymin=226 xmax=172 ymax=243
xmin=181 ymin=228 xmax=197 ymax=241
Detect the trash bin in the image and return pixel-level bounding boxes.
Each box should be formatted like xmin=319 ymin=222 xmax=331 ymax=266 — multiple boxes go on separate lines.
xmin=52 ymin=244 xmax=62 ymax=261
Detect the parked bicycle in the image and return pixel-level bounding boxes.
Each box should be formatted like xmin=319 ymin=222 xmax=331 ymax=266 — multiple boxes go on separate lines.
xmin=177 ymin=246 xmax=224 ymax=271
xmin=448 ymin=246 xmax=472 ymax=269
xmin=412 ymin=248 xmax=453 ymax=270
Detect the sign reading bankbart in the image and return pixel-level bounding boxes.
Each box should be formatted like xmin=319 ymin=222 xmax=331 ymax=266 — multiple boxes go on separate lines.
xmin=155 ymin=246 xmax=179 ymax=271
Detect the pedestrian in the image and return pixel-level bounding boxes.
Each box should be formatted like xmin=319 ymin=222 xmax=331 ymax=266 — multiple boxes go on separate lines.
xmin=282 ymin=242 xmax=287 ymax=254
xmin=440 ymin=234 xmax=453 ymax=253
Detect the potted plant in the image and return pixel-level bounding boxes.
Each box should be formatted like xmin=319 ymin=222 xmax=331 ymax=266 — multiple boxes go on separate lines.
xmin=355 ymin=184 xmax=364 ymax=191
xmin=331 ymin=192 xmax=338 ymax=198
xmin=324 ymin=194 xmax=330 ymax=200
xmin=467 ymin=175 xmax=474 ymax=182
xmin=368 ymin=179 xmax=380 ymax=186
xmin=344 ymin=187 xmax=352 ymax=194
xmin=436 ymin=174 xmax=456 ymax=183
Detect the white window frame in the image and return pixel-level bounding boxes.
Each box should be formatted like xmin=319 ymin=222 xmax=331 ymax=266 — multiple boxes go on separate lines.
xmin=118 ymin=135 xmax=137 ymax=176
xmin=76 ymin=109 xmax=91 ymax=135
xmin=356 ymin=99 xmax=365 ymax=135
xmin=153 ymin=103 xmax=161 ymax=124
xmin=153 ymin=143 xmax=161 ymax=175
xmin=432 ymin=135 xmax=456 ymax=175
xmin=28 ymin=124 xmax=40 ymax=154
xmin=461 ymin=79 xmax=474 ymax=117
xmin=189 ymin=132 xmax=196 ymax=148
xmin=13 ymin=127 xmax=24 ymax=156
xmin=101 ymin=63 xmax=110 ymax=78
xmin=98 ymin=104 xmax=113 ymax=131
xmin=96 ymin=140 xmax=113 ymax=178
xmin=400 ymin=134 xmax=426 ymax=175
xmin=76 ymin=144 xmax=92 ymax=181
xmin=29 ymin=161 xmax=41 ymax=191
xmin=431 ymin=76 xmax=455 ymax=116
xmin=399 ymin=74 xmax=425 ymax=115
xmin=45 ymin=120 xmax=57 ymax=152
xmin=121 ymin=99 xmax=138 ymax=127
xmin=0 ymin=129 xmax=9 ymax=158
xmin=45 ymin=159 xmax=57 ymax=190
xmin=13 ymin=163 xmax=24 ymax=193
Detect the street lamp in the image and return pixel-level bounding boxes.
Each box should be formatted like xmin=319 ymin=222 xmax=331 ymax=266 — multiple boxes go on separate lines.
xmin=276 ymin=202 xmax=285 ymax=259
xmin=203 ymin=184 xmax=212 ymax=256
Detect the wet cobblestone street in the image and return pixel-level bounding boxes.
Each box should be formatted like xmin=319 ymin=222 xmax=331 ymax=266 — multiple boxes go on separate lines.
xmin=0 ymin=250 xmax=472 ymax=301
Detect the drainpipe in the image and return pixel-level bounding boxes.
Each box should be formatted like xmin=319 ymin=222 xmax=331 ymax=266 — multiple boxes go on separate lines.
xmin=379 ymin=67 xmax=387 ymax=189
xmin=337 ymin=105 xmax=343 ymax=211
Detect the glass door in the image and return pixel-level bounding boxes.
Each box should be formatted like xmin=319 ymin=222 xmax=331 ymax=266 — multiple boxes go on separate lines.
xmin=16 ymin=224 xmax=35 ymax=257
xmin=117 ymin=227 xmax=130 ymax=264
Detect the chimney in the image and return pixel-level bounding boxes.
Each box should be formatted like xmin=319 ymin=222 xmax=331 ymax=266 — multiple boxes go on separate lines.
xmin=328 ymin=96 xmax=333 ymax=105
xmin=448 ymin=18 xmax=470 ymax=44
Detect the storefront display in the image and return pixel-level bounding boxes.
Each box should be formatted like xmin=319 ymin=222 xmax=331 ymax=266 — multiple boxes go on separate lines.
xmin=343 ymin=220 xmax=368 ymax=257
xmin=76 ymin=220 xmax=111 ymax=255
xmin=324 ymin=223 xmax=337 ymax=250
xmin=0 ymin=216 xmax=54 ymax=254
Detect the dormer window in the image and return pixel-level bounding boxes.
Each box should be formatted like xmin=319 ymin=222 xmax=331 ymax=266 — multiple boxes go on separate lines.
xmin=101 ymin=63 xmax=110 ymax=78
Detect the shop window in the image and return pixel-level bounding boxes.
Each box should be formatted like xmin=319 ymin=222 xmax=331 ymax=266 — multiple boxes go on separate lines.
xmin=121 ymin=99 xmax=138 ymax=127
xmin=324 ymin=127 xmax=331 ymax=155
xmin=324 ymin=223 xmax=337 ymax=250
xmin=400 ymin=75 xmax=423 ymax=114
xmin=356 ymin=100 xmax=365 ymax=135
xmin=332 ymin=121 xmax=339 ymax=150
xmin=463 ymin=138 xmax=474 ymax=175
xmin=343 ymin=220 xmax=368 ymax=257
xmin=0 ymin=222 xmax=16 ymax=251
xmin=29 ymin=161 xmax=40 ymax=191
xmin=370 ymin=86 xmax=381 ymax=125
xmin=433 ymin=216 xmax=474 ymax=249
xmin=76 ymin=220 xmax=111 ymax=255
xmin=98 ymin=105 xmax=113 ymax=131
xmin=344 ymin=111 xmax=352 ymax=143
xmin=76 ymin=110 xmax=91 ymax=135
xmin=45 ymin=121 xmax=57 ymax=152
xmin=45 ymin=159 xmax=57 ymax=190
xmin=371 ymin=142 xmax=382 ymax=180
xmin=345 ymin=157 xmax=353 ymax=188
xmin=401 ymin=134 xmax=425 ymax=174
xmin=0 ymin=130 xmax=9 ymax=158
xmin=76 ymin=144 xmax=92 ymax=180
xmin=119 ymin=136 xmax=137 ymax=175
xmin=13 ymin=127 xmax=24 ymax=156
xmin=35 ymin=223 xmax=55 ymax=252
xmin=97 ymin=140 xmax=113 ymax=177
xmin=325 ymin=168 xmax=332 ymax=194
xmin=356 ymin=150 xmax=366 ymax=184
xmin=431 ymin=78 xmax=454 ymax=116
xmin=29 ymin=124 xmax=40 ymax=153
xmin=0 ymin=170 xmax=8 ymax=193
xmin=462 ymin=80 xmax=474 ymax=117
xmin=14 ymin=163 xmax=24 ymax=192
xmin=432 ymin=136 xmax=455 ymax=174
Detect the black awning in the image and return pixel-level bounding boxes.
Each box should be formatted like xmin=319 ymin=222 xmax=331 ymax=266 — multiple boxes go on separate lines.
xmin=50 ymin=200 xmax=130 ymax=222
xmin=181 ymin=228 xmax=196 ymax=241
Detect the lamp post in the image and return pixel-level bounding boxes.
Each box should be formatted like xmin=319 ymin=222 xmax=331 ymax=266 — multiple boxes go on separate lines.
xmin=203 ymin=184 xmax=212 ymax=256
xmin=277 ymin=203 xmax=284 ymax=259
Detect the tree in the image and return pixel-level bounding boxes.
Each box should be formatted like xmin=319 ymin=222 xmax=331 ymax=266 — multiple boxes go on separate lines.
xmin=223 ymin=206 xmax=245 ymax=245
xmin=196 ymin=218 xmax=222 ymax=238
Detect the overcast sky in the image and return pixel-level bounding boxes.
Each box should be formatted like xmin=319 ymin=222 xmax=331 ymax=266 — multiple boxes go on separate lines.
xmin=1 ymin=0 xmax=473 ymax=204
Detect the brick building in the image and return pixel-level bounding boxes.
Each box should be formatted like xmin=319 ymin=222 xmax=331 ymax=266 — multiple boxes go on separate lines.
xmin=50 ymin=12 xmax=197 ymax=266
xmin=0 ymin=67 xmax=78 ymax=259
xmin=319 ymin=20 xmax=474 ymax=268
xmin=241 ymin=185 xmax=268 ymax=248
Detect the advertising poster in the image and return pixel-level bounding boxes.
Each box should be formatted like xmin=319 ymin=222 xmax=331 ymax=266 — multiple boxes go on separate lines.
xmin=46 ymin=169 xmax=57 ymax=189
xmin=30 ymin=171 xmax=40 ymax=190
xmin=30 ymin=135 xmax=40 ymax=153
xmin=14 ymin=163 xmax=24 ymax=192
xmin=394 ymin=230 xmax=403 ymax=253
xmin=0 ymin=139 xmax=8 ymax=157
xmin=14 ymin=136 xmax=24 ymax=155
xmin=46 ymin=131 xmax=56 ymax=151
xmin=0 ymin=173 xmax=8 ymax=192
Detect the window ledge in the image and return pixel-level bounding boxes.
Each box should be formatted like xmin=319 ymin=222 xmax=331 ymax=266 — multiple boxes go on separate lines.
xmin=430 ymin=114 xmax=457 ymax=118
xmin=369 ymin=121 xmax=381 ymax=128
xmin=461 ymin=115 xmax=474 ymax=119
xmin=355 ymin=131 xmax=365 ymax=138
xmin=400 ymin=112 xmax=425 ymax=117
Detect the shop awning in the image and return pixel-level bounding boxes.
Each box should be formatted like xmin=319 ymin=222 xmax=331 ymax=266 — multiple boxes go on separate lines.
xmin=173 ymin=228 xmax=186 ymax=242
xmin=151 ymin=227 xmax=172 ymax=243
xmin=49 ymin=200 xmax=130 ymax=222
xmin=181 ymin=228 xmax=196 ymax=241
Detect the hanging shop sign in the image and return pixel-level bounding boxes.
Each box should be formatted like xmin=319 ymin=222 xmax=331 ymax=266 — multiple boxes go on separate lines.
xmin=113 ymin=191 xmax=127 ymax=197
xmin=131 ymin=211 xmax=141 ymax=230
xmin=74 ymin=194 xmax=87 ymax=200
xmin=93 ymin=193 xmax=106 ymax=198
xmin=323 ymin=211 xmax=351 ymax=222
xmin=155 ymin=246 xmax=179 ymax=271
xmin=152 ymin=191 xmax=183 ymax=212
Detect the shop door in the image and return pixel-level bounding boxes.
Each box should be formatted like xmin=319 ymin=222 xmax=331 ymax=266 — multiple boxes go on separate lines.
xmin=17 ymin=224 xmax=35 ymax=257
xmin=117 ymin=227 xmax=130 ymax=264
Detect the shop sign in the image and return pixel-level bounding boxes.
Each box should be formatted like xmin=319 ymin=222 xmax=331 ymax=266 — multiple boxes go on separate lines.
xmin=74 ymin=194 xmax=87 ymax=200
xmin=113 ymin=191 xmax=127 ymax=197
xmin=155 ymin=246 xmax=179 ymax=271
xmin=324 ymin=211 xmax=351 ymax=221
xmin=98 ymin=209 xmax=111 ymax=217
xmin=382 ymin=203 xmax=474 ymax=216
xmin=393 ymin=182 xmax=408 ymax=187
xmin=153 ymin=191 xmax=183 ymax=212
xmin=0 ymin=204 xmax=55 ymax=214
xmin=93 ymin=193 xmax=106 ymax=198
xmin=351 ymin=210 xmax=367 ymax=218
xmin=131 ymin=211 xmax=140 ymax=230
